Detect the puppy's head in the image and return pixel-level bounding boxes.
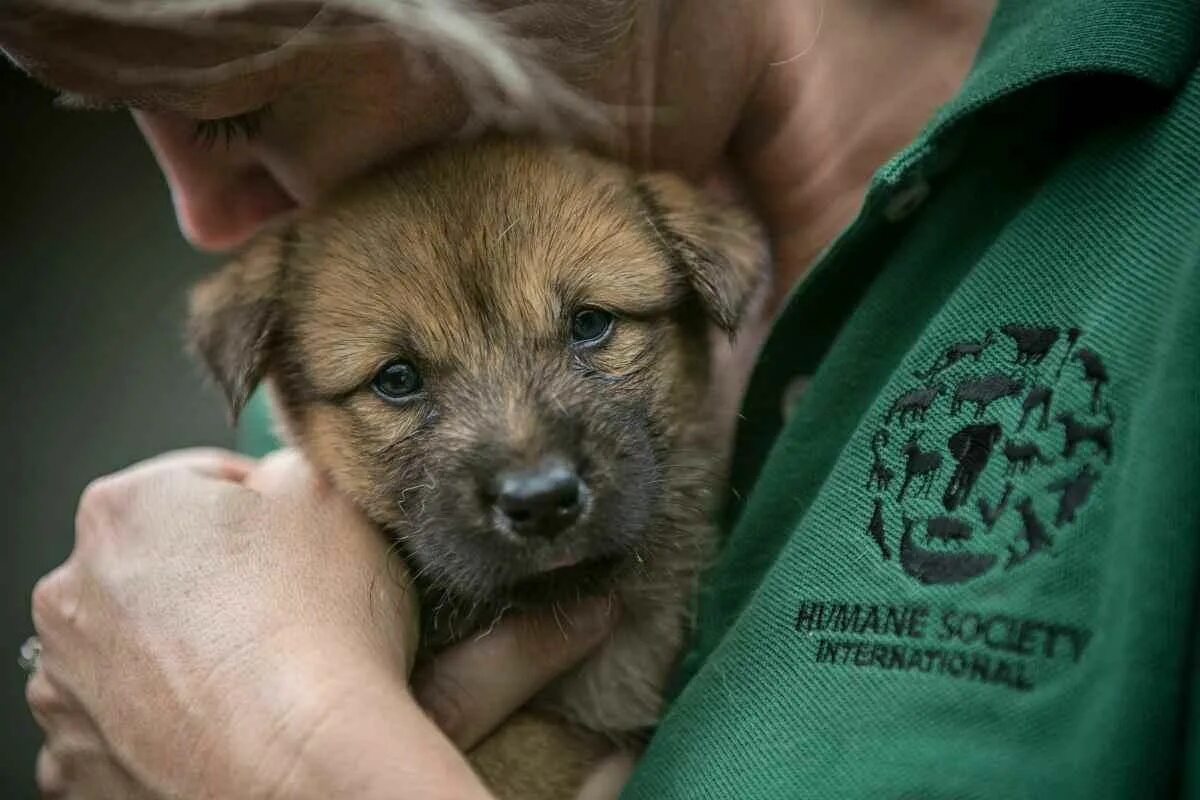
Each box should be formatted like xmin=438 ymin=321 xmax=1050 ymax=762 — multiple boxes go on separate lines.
xmin=189 ymin=140 xmax=765 ymax=608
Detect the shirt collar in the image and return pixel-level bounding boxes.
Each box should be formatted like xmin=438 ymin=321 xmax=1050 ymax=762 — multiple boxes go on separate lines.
xmin=933 ymin=0 xmax=1200 ymax=130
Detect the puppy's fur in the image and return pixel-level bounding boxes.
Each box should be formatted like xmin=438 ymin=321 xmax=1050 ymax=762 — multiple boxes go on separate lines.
xmin=188 ymin=139 xmax=765 ymax=798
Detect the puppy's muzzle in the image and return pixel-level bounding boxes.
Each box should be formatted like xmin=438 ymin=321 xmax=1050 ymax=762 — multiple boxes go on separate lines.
xmin=489 ymin=456 xmax=589 ymax=540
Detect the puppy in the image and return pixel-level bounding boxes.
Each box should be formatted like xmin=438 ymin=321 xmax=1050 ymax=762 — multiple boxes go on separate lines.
xmin=188 ymin=139 xmax=766 ymax=798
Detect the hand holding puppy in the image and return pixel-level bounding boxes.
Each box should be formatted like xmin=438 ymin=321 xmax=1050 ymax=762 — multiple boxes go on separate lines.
xmin=28 ymin=448 xmax=619 ymax=799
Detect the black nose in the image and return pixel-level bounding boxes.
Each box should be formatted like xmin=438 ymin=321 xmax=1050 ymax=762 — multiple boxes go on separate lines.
xmin=493 ymin=458 xmax=583 ymax=539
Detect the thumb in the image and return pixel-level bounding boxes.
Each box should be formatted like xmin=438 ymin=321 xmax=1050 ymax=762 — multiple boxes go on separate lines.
xmin=412 ymin=597 xmax=619 ymax=751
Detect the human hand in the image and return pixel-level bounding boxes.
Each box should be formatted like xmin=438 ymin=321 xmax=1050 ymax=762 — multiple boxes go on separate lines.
xmin=27 ymin=447 xmax=419 ymax=798
xmin=27 ymin=447 xmax=624 ymax=798
xmin=411 ymin=595 xmax=633 ymax=800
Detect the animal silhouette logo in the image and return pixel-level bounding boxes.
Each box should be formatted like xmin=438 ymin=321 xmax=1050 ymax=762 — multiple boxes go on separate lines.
xmin=1048 ymin=465 xmax=1100 ymax=526
xmin=951 ymin=374 xmax=1024 ymax=418
xmin=1007 ymin=497 xmax=1053 ymax=569
xmin=1018 ymin=385 xmax=1054 ymax=431
xmin=898 ymin=432 xmax=943 ymax=501
xmin=866 ymin=498 xmax=892 ymax=560
xmin=887 ymin=384 xmax=943 ymax=425
xmin=1074 ymin=349 xmax=1109 ymax=413
xmin=859 ymin=324 xmax=1114 ymax=586
xmin=943 ymin=423 xmax=1003 ymax=511
xmin=1057 ymin=409 xmax=1114 ymax=463
xmin=1002 ymin=325 xmax=1059 ymax=365
xmin=914 ymin=331 xmax=994 ymax=379
xmin=926 ymin=516 xmax=973 ymax=544
xmin=898 ymin=515 xmax=998 ymax=586
xmin=866 ymin=430 xmax=895 ymax=491
xmin=978 ymin=482 xmax=1013 ymax=530
xmin=1003 ymin=440 xmax=1053 ymax=474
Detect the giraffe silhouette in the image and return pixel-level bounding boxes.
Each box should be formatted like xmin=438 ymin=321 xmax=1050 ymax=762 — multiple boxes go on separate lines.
xmin=866 ymin=430 xmax=895 ymax=492
xmin=866 ymin=498 xmax=892 ymax=560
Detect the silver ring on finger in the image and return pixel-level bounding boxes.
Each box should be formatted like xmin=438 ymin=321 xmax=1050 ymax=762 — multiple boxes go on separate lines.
xmin=19 ymin=635 xmax=41 ymax=677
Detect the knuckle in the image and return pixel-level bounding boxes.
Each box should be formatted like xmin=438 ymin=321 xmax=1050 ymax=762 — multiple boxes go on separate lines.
xmin=75 ymin=474 xmax=130 ymax=537
xmin=31 ymin=568 xmax=70 ymax=631
xmin=174 ymin=446 xmax=235 ymax=462
xmin=31 ymin=575 xmax=54 ymax=625
xmin=25 ymin=673 xmax=63 ymax=718
xmin=78 ymin=475 xmax=124 ymax=516
xmin=157 ymin=447 xmax=255 ymax=481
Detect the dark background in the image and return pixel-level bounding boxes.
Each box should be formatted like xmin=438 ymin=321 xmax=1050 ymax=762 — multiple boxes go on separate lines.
xmin=1 ymin=63 xmax=232 ymax=795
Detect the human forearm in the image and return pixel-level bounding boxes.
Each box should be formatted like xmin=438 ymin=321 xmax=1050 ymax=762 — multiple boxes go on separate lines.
xmin=265 ymin=670 xmax=493 ymax=800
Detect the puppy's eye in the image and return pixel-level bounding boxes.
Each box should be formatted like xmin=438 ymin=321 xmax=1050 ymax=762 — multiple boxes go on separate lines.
xmin=371 ymin=359 xmax=422 ymax=402
xmin=570 ymin=308 xmax=614 ymax=346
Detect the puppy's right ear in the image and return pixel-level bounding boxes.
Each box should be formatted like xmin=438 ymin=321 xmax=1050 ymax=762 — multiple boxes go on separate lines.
xmin=187 ymin=231 xmax=289 ymax=423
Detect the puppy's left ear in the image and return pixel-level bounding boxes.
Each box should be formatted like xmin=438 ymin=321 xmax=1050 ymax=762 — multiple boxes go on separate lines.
xmin=187 ymin=231 xmax=289 ymax=423
xmin=635 ymin=173 xmax=768 ymax=335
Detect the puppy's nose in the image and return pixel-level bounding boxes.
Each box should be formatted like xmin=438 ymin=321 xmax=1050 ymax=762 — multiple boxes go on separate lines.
xmin=493 ymin=458 xmax=582 ymax=539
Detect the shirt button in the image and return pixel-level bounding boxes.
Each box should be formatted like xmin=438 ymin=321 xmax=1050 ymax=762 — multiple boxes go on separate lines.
xmin=883 ymin=176 xmax=931 ymax=222
xmin=924 ymin=137 xmax=963 ymax=177
xmin=781 ymin=375 xmax=812 ymax=422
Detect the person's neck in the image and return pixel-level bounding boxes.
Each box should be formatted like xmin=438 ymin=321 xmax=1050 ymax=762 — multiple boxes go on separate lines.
xmin=590 ymin=0 xmax=995 ymax=311
xmin=737 ymin=0 xmax=997 ymax=312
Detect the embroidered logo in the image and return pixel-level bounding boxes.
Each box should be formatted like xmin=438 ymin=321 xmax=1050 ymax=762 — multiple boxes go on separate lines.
xmin=793 ymin=326 xmax=1110 ymax=692
xmin=863 ymin=325 xmax=1113 ymax=586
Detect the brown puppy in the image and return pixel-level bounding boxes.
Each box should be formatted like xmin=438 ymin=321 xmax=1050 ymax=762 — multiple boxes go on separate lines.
xmin=188 ymin=139 xmax=765 ymax=798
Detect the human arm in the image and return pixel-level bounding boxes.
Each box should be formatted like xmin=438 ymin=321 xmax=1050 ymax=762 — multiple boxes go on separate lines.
xmin=27 ymin=449 xmax=618 ymax=799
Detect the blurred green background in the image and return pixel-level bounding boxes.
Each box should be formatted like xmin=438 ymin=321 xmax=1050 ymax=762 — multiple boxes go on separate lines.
xmin=1 ymin=63 xmax=233 ymax=795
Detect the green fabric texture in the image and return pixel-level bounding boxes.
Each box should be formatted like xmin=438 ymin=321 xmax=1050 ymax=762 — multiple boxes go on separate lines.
xmin=625 ymin=0 xmax=1200 ymax=797
xmin=237 ymin=388 xmax=282 ymax=458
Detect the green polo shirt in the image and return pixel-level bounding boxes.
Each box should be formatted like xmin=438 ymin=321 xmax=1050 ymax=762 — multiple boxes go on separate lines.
xmin=624 ymin=0 xmax=1200 ymax=797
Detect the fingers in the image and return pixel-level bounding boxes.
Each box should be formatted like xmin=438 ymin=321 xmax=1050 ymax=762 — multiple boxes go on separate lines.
xmin=31 ymin=565 xmax=77 ymax=642
xmin=36 ymin=747 xmax=65 ymax=798
xmin=412 ymin=597 xmax=619 ymax=751
xmin=242 ymin=449 xmax=353 ymax=512
xmin=26 ymin=672 xmax=62 ymax=734
xmin=576 ymin=751 xmax=638 ymax=800
xmin=241 ymin=448 xmax=380 ymax=548
xmin=119 ymin=447 xmax=256 ymax=483
xmin=37 ymin=735 xmax=147 ymax=800
xmin=242 ymin=448 xmax=323 ymax=497
xmin=240 ymin=448 xmax=420 ymax=668
xmin=71 ymin=448 xmax=257 ymax=560
xmin=28 ymin=671 xmax=113 ymax=800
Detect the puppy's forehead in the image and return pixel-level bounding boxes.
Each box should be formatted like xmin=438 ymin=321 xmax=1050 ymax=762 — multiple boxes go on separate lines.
xmin=291 ymin=145 xmax=680 ymax=380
